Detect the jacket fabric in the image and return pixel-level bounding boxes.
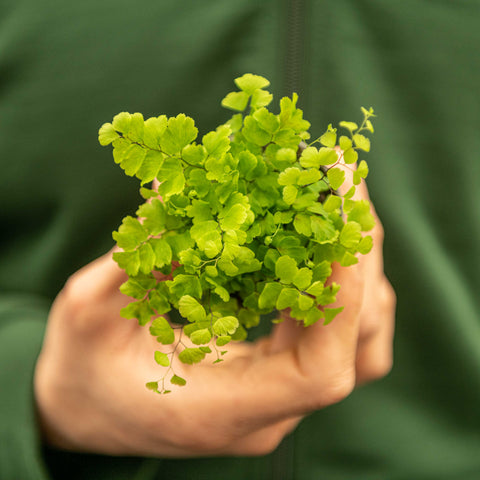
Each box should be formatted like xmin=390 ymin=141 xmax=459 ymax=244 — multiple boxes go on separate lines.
xmin=1 ymin=1 xmax=479 ymax=479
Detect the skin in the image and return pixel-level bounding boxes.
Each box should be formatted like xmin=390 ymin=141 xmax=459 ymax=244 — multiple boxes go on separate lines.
xmin=34 ymin=161 xmax=395 ymax=457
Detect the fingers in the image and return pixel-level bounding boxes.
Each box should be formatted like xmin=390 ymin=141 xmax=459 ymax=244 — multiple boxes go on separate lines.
xmin=334 ymin=149 xmax=395 ymax=384
xmin=63 ymin=249 xmax=127 ymax=300
xmin=355 ymin=276 xmax=396 ymax=384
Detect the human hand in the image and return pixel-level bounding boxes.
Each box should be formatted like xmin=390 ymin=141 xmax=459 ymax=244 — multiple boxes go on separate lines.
xmin=34 ymin=164 xmax=395 ymax=458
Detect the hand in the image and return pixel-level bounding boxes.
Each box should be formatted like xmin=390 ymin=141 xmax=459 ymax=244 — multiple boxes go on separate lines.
xmin=34 ymin=165 xmax=395 ymax=458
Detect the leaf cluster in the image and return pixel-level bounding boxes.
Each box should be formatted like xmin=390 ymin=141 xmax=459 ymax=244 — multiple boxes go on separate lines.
xmin=99 ymin=74 xmax=376 ymax=392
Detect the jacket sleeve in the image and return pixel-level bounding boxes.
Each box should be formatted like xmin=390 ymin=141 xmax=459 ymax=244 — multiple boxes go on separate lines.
xmin=0 ymin=294 xmax=51 ymax=480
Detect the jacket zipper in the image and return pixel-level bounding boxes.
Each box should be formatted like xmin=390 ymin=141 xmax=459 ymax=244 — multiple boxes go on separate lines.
xmin=269 ymin=1 xmax=307 ymax=479
xmin=283 ymin=0 xmax=306 ymax=97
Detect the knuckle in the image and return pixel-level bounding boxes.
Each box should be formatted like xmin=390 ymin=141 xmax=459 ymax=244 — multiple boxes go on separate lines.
xmin=362 ymin=354 xmax=393 ymax=382
xmin=372 ymin=222 xmax=385 ymax=244
xmin=247 ymin=436 xmax=283 ymax=456
xmin=323 ymin=370 xmax=356 ymax=406
xmin=304 ymin=367 xmax=356 ymax=410
xmin=58 ymin=274 xmax=96 ymax=334
xmin=383 ymin=279 xmax=397 ymax=311
xmin=61 ymin=274 xmax=89 ymax=311
xmin=233 ymin=431 xmax=285 ymax=457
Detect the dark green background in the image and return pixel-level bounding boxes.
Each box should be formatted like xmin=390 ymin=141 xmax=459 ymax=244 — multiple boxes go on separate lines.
xmin=1 ymin=0 xmax=479 ymax=478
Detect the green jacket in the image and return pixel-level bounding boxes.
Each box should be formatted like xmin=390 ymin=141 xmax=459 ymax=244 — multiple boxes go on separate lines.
xmin=1 ymin=1 xmax=479 ymax=479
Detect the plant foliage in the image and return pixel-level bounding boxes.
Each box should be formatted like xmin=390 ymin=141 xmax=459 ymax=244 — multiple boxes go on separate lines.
xmin=99 ymin=74 xmax=376 ymax=393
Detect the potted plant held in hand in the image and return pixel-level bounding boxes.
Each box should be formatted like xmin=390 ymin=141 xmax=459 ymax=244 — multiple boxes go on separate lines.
xmin=98 ymin=73 xmax=376 ymax=393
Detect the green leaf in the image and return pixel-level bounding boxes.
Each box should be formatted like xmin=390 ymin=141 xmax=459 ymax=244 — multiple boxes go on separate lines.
xmin=213 ymin=316 xmax=239 ymax=336
xmin=157 ymin=157 xmax=185 ymax=198
xmin=323 ymin=195 xmax=342 ymax=212
xmin=234 ymin=73 xmax=270 ymax=94
xmin=353 ymin=134 xmax=370 ymax=152
xmin=140 ymin=187 xmax=159 ymax=199
xmin=182 ymin=143 xmax=207 ymax=166
xmin=138 ymin=242 xmax=156 ymax=274
xmin=190 ymin=328 xmax=212 ymax=345
xmin=311 ymin=216 xmax=338 ymax=244
xmin=113 ymin=216 xmax=148 ymax=251
xmin=276 ymin=148 xmax=297 ymax=163
xmin=203 ymin=125 xmax=231 ymax=159
xmin=278 ymin=167 xmax=301 ymax=186
xmin=127 ymin=112 xmax=144 ymax=143
xmin=179 ymin=347 xmax=207 ymax=365
xmin=120 ymin=274 xmax=156 ymax=299
xmin=150 ymin=317 xmax=175 ymax=344
xmin=242 ymin=116 xmax=271 ymax=146
xmin=327 ymin=167 xmax=345 ymax=190
xmin=275 ymin=255 xmax=298 ymax=284
xmin=113 ymin=250 xmax=140 ymax=276
xmin=340 ymin=251 xmax=359 ymax=266
xmin=216 ymin=335 xmax=231 ymax=346
xmin=303 ymin=307 xmax=324 ymax=327
xmin=120 ymin=144 xmax=147 ymax=177
xmin=221 ymin=91 xmax=250 ymax=111
xmin=160 ymin=114 xmax=198 ymax=155
xmin=186 ymin=200 xmax=213 ymax=224
xmin=253 ymin=107 xmax=280 ymax=133
xmin=298 ymin=294 xmax=314 ymax=311
xmin=319 ymin=125 xmax=337 ymax=148
xmin=149 ymin=290 xmax=171 ymax=314
xmin=112 ymin=112 xmax=131 ymax=134
xmin=343 ymin=148 xmax=358 ymax=164
xmin=120 ymin=300 xmax=154 ymax=326
xmin=293 ymin=213 xmax=312 ymax=236
xmin=178 ymin=295 xmax=207 ymax=322
xmin=273 ymin=128 xmax=301 ymax=149
xmin=357 ymin=235 xmax=373 ymax=254
xmin=353 ymin=171 xmax=361 ymax=185
xmin=312 ymin=262 xmax=332 ymax=284
xmin=300 ymin=147 xmax=320 ymax=168
xmin=317 ymin=147 xmax=338 ymax=166
xmin=250 ymin=88 xmax=273 ymax=108
xmin=154 ymin=351 xmax=170 ymax=367
xmin=276 ymin=288 xmax=299 ymax=310
xmin=317 ymin=283 xmax=341 ymax=306
xmin=136 ymin=199 xmax=166 ymax=236
xmin=297 ymin=169 xmax=321 ymax=186
xmin=190 ymin=220 xmax=222 ymax=258
xmin=143 ymin=115 xmax=167 ymax=149
xmin=137 ymin=150 xmax=164 ymax=184
xmin=258 ymin=282 xmax=283 ymax=309
xmin=306 ymin=281 xmax=324 ymax=297
xmin=323 ymin=306 xmax=344 ymax=325
xmin=340 ymin=221 xmax=362 ymax=248
xmin=219 ymin=204 xmax=248 ymax=231
xmin=168 ymin=274 xmax=202 ymax=300
xmin=357 ymin=160 xmax=369 ymax=178
xmin=283 ymin=185 xmax=297 ymax=205
xmin=344 ymin=186 xmax=356 ymax=199
xmin=237 ymin=151 xmax=258 ymax=177
xmin=293 ymin=267 xmax=312 ymax=290
xmin=98 ymin=123 xmax=119 ymax=145
xmin=148 ymin=238 xmax=172 ymax=268
xmin=347 ymin=200 xmax=375 ymax=231
xmin=145 ymin=381 xmax=159 ymax=392
xmin=238 ymin=309 xmax=260 ymax=328
xmin=339 ymin=136 xmax=352 ymax=151
xmin=170 ymin=374 xmax=187 ymax=386
xmin=274 ymin=210 xmax=295 ymax=224
xmin=339 ymin=121 xmax=358 ymax=132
